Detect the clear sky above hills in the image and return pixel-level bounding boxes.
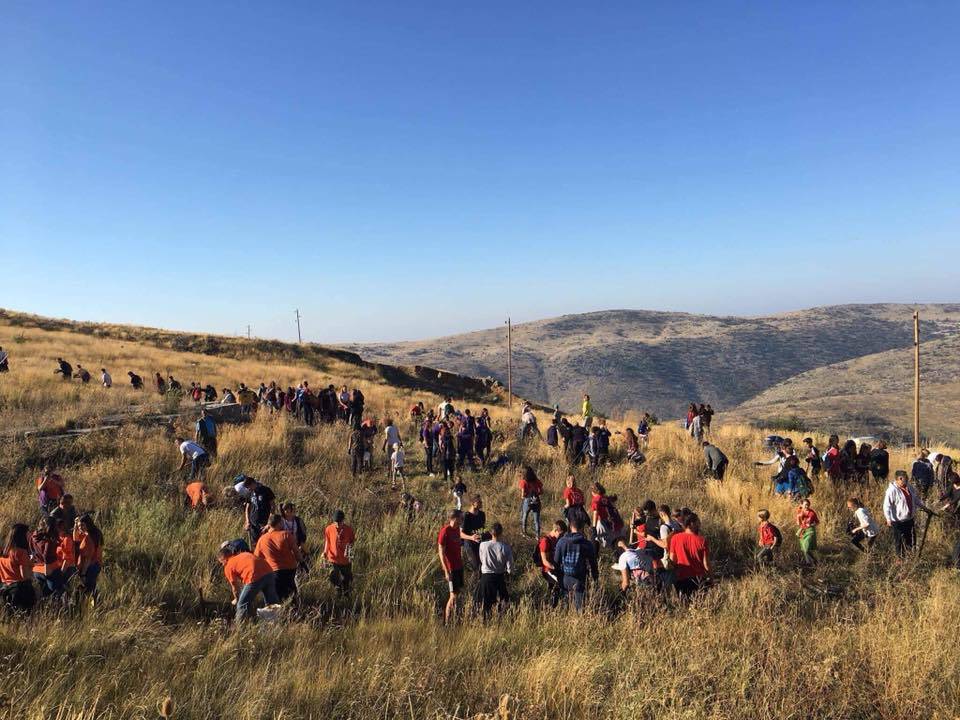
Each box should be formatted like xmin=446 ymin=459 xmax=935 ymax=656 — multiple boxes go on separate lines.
xmin=2 ymin=2 xmax=959 ymax=342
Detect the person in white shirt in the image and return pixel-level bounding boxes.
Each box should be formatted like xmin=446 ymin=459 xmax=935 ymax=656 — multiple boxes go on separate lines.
xmin=390 ymin=443 xmax=405 ymax=490
xmin=382 ymin=418 xmax=402 ymax=455
xmin=882 ymin=471 xmax=927 ymax=558
xmin=846 ymin=497 xmax=879 ymax=552
xmin=176 ymin=437 xmax=209 ymax=480
xmin=477 ymin=523 xmax=513 ymax=617
xmin=100 ymin=368 xmax=112 ymax=388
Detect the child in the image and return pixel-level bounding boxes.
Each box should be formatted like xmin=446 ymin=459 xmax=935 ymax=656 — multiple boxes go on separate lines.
xmin=756 ymin=509 xmax=781 ymax=564
xmin=795 ymin=499 xmax=819 ymax=566
xmin=452 ymin=478 xmax=467 ymax=510
xmin=390 ymin=442 xmax=406 ymax=490
xmin=846 ymin=497 xmax=878 ymax=552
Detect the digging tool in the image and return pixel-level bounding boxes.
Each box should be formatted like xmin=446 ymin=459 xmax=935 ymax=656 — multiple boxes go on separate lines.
xmin=916 ymin=507 xmax=939 ymax=560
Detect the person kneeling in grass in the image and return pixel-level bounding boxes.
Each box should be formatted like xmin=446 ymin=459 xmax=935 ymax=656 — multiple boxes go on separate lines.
xmin=847 ymin=497 xmax=879 ymax=552
xmin=218 ymin=543 xmax=278 ymax=622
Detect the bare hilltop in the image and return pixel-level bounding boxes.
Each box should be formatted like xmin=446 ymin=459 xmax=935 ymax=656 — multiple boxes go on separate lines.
xmin=344 ymin=303 xmax=960 ymax=442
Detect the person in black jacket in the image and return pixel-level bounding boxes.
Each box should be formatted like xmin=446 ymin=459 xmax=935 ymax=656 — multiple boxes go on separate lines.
xmin=869 ymin=441 xmax=890 ymax=485
xmin=552 ymin=517 xmax=598 ymax=611
xmin=54 ymin=358 xmax=73 ymax=380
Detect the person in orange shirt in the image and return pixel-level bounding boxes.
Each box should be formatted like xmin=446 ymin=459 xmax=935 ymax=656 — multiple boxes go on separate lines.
xmin=36 ymin=465 xmax=65 ymax=512
xmin=217 ymin=544 xmax=278 ymax=622
xmin=185 ymin=480 xmax=212 ymax=510
xmin=254 ymin=515 xmax=302 ymax=601
xmin=0 ymin=523 xmax=36 ymax=613
xmin=74 ymin=514 xmax=104 ymax=601
xmin=323 ymin=510 xmax=355 ymax=596
xmin=54 ymin=518 xmax=77 ymax=590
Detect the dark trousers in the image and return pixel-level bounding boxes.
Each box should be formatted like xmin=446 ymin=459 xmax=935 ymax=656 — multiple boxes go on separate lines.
xmin=851 ymin=530 xmax=876 ymax=552
xmin=713 ymin=461 xmax=728 ymax=481
xmin=424 ymin=444 xmax=435 ymax=474
xmin=443 ymin=458 xmax=455 ymax=483
xmin=476 ymin=438 xmax=490 ymax=464
xmin=303 ymin=403 xmax=314 ymax=426
xmin=201 ymin=436 xmax=218 ymax=457
xmin=329 ymin=563 xmax=352 ymax=594
xmin=274 ymin=568 xmax=298 ymax=600
xmin=541 ymin=571 xmax=563 ymax=607
xmin=457 ymin=438 xmax=475 ymax=469
xmin=891 ymin=518 xmax=915 ymax=557
xmin=562 ymin=575 xmax=587 ymax=611
xmin=351 ymin=452 xmax=364 ymax=476
xmin=475 ymin=573 xmax=509 ymax=616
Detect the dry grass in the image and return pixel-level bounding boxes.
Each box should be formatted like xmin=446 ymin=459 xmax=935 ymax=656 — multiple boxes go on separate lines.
xmin=1 ymin=321 xmax=959 ymax=719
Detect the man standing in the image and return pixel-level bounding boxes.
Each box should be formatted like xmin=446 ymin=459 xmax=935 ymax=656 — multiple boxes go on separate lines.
xmin=702 ymin=441 xmax=729 ymax=481
xmin=176 ymin=437 xmax=209 ymax=480
xmin=552 ymin=517 xmax=598 ymax=611
xmin=195 ymin=409 xmax=218 ymax=457
xmin=538 ymin=520 xmax=567 ymax=607
xmin=323 ymin=510 xmax=355 ymax=596
xmin=869 ymin=441 xmax=890 ymax=485
xmin=581 ymin=394 xmax=593 ymax=430
xmin=476 ymin=523 xmax=513 ymax=618
xmin=420 ymin=411 xmax=437 ymax=476
xmin=461 ymin=495 xmax=486 ymax=574
xmin=241 ymin=476 xmax=276 ymax=547
xmin=883 ymin=470 xmax=927 ymax=558
xmin=255 ymin=514 xmax=303 ymax=601
xmin=911 ymin=449 xmax=935 ymax=497
xmin=437 ymin=509 xmax=479 ymax=624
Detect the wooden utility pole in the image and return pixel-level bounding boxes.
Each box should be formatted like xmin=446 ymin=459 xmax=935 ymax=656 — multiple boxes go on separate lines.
xmin=506 ymin=317 xmax=513 ymax=410
xmin=295 ymin=309 xmax=302 ymax=344
xmin=913 ymin=310 xmax=920 ymax=448
xmin=246 ymin=324 xmax=251 ymax=339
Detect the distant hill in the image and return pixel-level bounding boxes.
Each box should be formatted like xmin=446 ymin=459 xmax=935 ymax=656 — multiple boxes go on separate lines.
xmin=727 ymin=333 xmax=960 ymax=446
xmin=343 ymin=304 xmax=960 ymax=427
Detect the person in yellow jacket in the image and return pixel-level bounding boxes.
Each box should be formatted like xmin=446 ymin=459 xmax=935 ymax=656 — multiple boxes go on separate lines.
xmin=581 ymin=394 xmax=594 ymax=430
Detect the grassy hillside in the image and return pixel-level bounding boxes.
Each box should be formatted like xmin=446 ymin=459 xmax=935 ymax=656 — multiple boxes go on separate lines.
xmin=729 ymin=334 xmax=960 ymax=446
xmin=1 ymin=319 xmax=959 ymax=719
xmin=342 ymin=304 xmax=960 ymax=424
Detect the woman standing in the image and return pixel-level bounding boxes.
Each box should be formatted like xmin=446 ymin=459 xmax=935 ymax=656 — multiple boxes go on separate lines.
xmin=795 ymin=499 xmax=819 ymax=566
xmin=0 ymin=524 xmax=36 ymax=612
xmin=74 ymin=514 xmax=103 ymax=600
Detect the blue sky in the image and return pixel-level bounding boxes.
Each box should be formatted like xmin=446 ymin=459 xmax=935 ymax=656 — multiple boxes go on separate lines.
xmin=2 ymin=2 xmax=958 ymax=342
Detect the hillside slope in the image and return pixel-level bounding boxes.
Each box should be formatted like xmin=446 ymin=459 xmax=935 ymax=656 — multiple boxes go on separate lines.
xmin=728 ymin=334 xmax=960 ymax=445
xmin=343 ymin=304 xmax=960 ymax=418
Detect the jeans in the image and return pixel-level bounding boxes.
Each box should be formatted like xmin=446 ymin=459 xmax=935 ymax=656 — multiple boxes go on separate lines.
xmin=35 ymin=569 xmax=65 ymax=597
xmin=190 ymin=454 xmax=209 ymax=480
xmin=424 ymin=444 xmax=435 ymax=474
xmin=755 ymin=546 xmax=774 ymax=564
xmin=303 ymin=403 xmax=314 ymax=426
xmin=520 ymin=497 xmax=541 ymax=536
xmin=891 ymin=518 xmax=915 ymax=558
xmin=236 ymin=572 xmax=279 ymax=621
xmin=457 ymin=438 xmax=475 ymax=469
xmin=562 ymin=575 xmax=586 ymax=611
xmin=541 ymin=570 xmax=563 ymax=607
xmin=82 ymin=563 xmax=101 ymax=597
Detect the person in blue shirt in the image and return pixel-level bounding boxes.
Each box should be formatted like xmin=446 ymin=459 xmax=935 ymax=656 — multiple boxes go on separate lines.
xmin=552 ymin=517 xmax=598 ymax=611
xmin=195 ymin=409 xmax=218 ymax=457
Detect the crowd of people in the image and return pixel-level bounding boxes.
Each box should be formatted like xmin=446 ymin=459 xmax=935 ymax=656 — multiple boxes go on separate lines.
xmin=6 ymin=353 xmax=960 ymax=624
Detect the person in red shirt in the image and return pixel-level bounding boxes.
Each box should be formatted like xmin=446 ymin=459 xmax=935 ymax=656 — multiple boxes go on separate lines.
xmin=0 ymin=523 xmax=35 ymax=613
xmin=437 ymin=509 xmax=479 ymax=624
xmin=668 ymin=512 xmax=710 ymax=597
xmin=36 ymin=465 xmax=65 ymax=512
xmin=590 ymin=482 xmax=612 ymax=545
xmin=795 ymin=498 xmax=819 ymax=566
xmin=538 ymin=520 xmax=567 ymax=607
xmin=255 ymin=515 xmax=303 ymax=601
xmin=756 ymin=509 xmax=781 ymax=564
xmin=562 ymin=475 xmax=587 ymax=527
xmin=30 ymin=516 xmax=62 ymax=597
xmin=218 ymin=545 xmax=278 ymax=622
xmin=518 ymin=466 xmax=543 ymax=538
xmin=323 ymin=510 xmax=356 ymax=596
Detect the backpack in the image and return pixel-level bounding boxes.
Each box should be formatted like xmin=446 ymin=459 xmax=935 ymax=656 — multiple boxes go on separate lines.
xmin=771 ymin=523 xmax=783 ymax=547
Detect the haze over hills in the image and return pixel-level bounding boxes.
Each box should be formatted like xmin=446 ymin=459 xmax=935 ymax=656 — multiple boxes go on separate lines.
xmin=344 ymin=303 xmax=960 ymax=437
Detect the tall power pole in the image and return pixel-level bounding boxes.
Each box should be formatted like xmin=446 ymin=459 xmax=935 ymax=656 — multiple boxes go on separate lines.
xmin=246 ymin=324 xmax=251 ymax=339
xmin=295 ymin=309 xmax=302 ymax=344
xmin=506 ymin=317 xmax=513 ymax=410
xmin=913 ymin=310 xmax=920 ymax=448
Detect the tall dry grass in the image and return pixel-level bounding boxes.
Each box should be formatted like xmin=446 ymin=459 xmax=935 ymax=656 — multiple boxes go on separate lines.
xmin=1 ymin=322 xmax=959 ymax=719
